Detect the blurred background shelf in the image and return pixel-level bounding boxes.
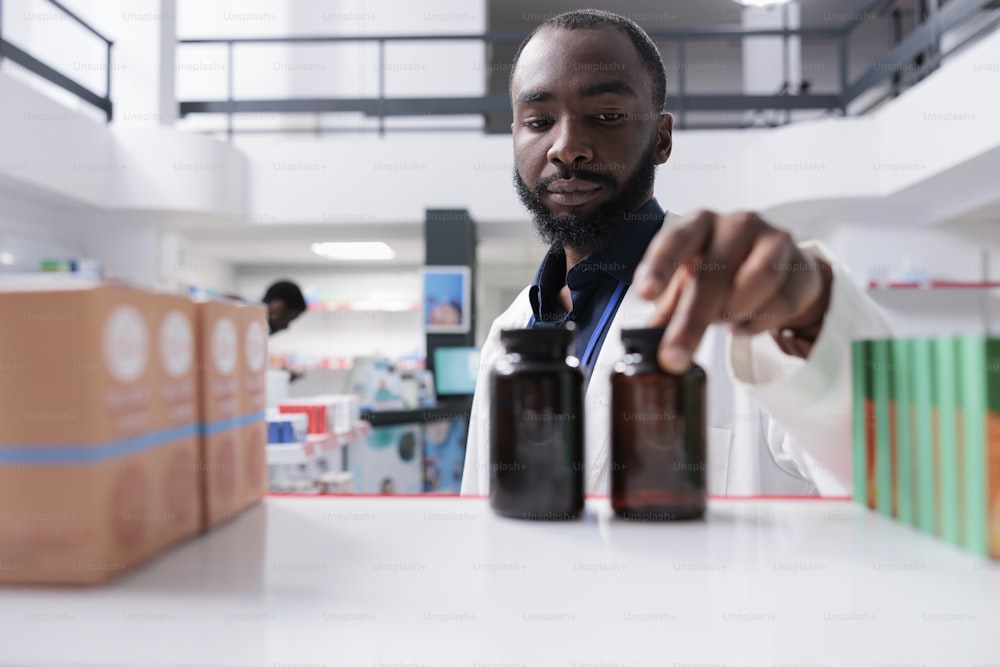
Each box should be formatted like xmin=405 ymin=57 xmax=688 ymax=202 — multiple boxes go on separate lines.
xmin=266 ymin=421 xmax=372 ymax=466
xmin=867 ymin=281 xmax=1000 ymax=289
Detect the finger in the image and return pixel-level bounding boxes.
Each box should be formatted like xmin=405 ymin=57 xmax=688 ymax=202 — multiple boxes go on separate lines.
xmin=737 ymin=253 xmax=824 ymax=336
xmin=657 ymin=275 xmax=699 ymax=372
xmin=720 ymin=230 xmax=795 ymax=333
xmin=634 ymin=209 xmax=715 ymax=300
xmin=645 ymin=263 xmax=692 ymax=329
xmin=772 ymin=253 xmax=825 ymax=329
xmin=658 ymin=212 xmax=762 ymax=372
xmin=739 ymin=268 xmax=821 ymax=337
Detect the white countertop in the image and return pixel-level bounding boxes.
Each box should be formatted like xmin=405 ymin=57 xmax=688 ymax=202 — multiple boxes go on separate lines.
xmin=1 ymin=496 xmax=997 ymax=667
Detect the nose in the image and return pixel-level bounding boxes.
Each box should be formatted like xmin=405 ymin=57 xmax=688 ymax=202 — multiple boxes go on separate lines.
xmin=546 ymin=114 xmax=592 ymax=169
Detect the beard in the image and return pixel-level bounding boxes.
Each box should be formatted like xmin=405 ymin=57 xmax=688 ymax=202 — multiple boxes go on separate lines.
xmin=514 ymin=136 xmax=659 ymax=257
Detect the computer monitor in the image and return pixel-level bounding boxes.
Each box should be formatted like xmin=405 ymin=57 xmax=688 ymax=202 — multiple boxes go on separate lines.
xmin=433 ymin=347 xmax=480 ymax=396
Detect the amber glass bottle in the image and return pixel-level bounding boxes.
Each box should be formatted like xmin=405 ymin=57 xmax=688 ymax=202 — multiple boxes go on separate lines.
xmin=611 ymin=327 xmax=707 ymax=520
xmin=490 ymin=327 xmax=584 ymax=520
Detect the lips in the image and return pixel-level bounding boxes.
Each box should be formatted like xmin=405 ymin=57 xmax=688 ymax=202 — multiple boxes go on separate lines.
xmin=546 ymin=180 xmax=602 ymax=207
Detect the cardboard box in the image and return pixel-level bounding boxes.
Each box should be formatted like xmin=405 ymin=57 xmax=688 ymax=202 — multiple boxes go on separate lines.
xmin=933 ymin=337 xmax=960 ymax=544
xmin=195 ymin=299 xmax=246 ymax=529
xmin=236 ymin=303 xmax=268 ymax=510
xmin=854 ymin=335 xmax=1000 ymax=559
xmin=872 ymin=339 xmax=893 ymax=516
xmin=148 ymin=292 xmax=202 ymax=548
xmin=0 ymin=281 xmax=199 ymax=584
xmin=957 ymin=336 xmax=1000 ymax=557
xmin=851 ymin=340 xmax=870 ymax=507
xmin=891 ymin=339 xmax=915 ymax=525
xmin=953 ymin=338 xmax=969 ymax=548
xmin=911 ymin=338 xmax=936 ymax=534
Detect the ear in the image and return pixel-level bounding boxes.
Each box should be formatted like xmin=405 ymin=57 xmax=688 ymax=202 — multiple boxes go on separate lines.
xmin=655 ymin=112 xmax=674 ymax=165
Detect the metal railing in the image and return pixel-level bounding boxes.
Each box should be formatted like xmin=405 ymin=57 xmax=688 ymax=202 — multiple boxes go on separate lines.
xmin=176 ymin=0 xmax=999 ymax=136
xmin=0 ymin=0 xmax=113 ymax=121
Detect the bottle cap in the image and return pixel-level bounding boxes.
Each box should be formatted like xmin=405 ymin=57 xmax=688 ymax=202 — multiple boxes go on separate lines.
xmin=621 ymin=326 xmax=666 ymax=353
xmin=500 ymin=325 xmax=574 ymax=348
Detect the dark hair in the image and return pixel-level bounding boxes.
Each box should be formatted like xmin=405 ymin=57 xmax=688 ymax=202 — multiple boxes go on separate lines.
xmin=263 ymin=280 xmax=306 ymax=312
xmin=510 ymin=9 xmax=666 ymax=110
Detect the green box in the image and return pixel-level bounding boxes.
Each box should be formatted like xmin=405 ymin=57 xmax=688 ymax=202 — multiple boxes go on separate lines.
xmin=957 ymin=335 xmax=1000 ymax=558
xmin=933 ymin=337 xmax=960 ymax=544
xmin=851 ymin=340 xmax=870 ymax=507
xmin=892 ymin=339 xmax=914 ymax=525
xmin=911 ymin=338 xmax=936 ymax=534
xmin=872 ymin=339 xmax=892 ymax=517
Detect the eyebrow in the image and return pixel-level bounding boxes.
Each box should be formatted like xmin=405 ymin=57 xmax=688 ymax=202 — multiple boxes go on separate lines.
xmin=516 ymin=80 xmax=638 ymax=106
xmin=516 ymin=91 xmax=553 ymax=104
xmin=579 ymin=80 xmax=638 ymax=99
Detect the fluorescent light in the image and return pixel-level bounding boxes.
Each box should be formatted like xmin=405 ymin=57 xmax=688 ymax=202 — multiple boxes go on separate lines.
xmin=732 ymin=0 xmax=792 ymax=7
xmin=0 ymin=252 xmax=13 ymax=266
xmin=311 ymin=242 xmax=395 ymax=261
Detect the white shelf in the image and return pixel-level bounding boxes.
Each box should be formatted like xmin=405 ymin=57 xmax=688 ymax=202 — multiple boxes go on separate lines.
xmin=1 ymin=497 xmax=997 ymax=665
xmin=867 ymin=281 xmax=1000 ymax=290
xmin=266 ymin=422 xmax=372 ymax=465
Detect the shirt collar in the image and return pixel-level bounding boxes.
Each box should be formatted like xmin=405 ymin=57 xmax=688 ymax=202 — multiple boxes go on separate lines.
xmin=584 ymin=197 xmax=665 ymax=285
xmin=528 ymin=198 xmax=666 ymax=321
xmin=530 ymin=197 xmax=666 ymax=289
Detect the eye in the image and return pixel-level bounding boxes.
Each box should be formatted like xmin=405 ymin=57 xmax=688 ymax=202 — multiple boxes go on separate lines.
xmin=595 ymin=112 xmax=625 ymax=123
xmin=522 ymin=116 xmax=553 ymax=130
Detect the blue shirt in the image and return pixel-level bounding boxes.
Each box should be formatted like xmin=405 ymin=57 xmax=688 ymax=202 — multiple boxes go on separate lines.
xmin=528 ymin=198 xmax=666 ymax=381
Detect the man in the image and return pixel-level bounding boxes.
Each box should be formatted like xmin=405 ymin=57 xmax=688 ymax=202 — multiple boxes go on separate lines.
xmin=460 ymin=10 xmax=890 ymax=497
xmin=263 ymin=280 xmax=307 ymax=335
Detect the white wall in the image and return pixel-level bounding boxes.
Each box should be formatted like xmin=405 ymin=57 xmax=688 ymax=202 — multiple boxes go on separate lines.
xmin=3 ymin=19 xmax=998 ymax=228
xmin=2 ymin=2 xmax=1000 ymax=344
xmin=0 ymin=72 xmax=246 ymax=214
xmin=161 ymin=230 xmax=237 ymax=294
xmin=476 ymin=262 xmax=536 ymax=344
xmin=229 ymin=25 xmax=1000 ymax=229
xmin=811 ymin=221 xmax=1000 ymax=337
xmin=0 ymin=189 xmax=88 ymax=275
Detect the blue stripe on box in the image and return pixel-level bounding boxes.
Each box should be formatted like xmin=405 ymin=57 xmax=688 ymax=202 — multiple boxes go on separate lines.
xmin=200 ymin=410 xmax=267 ymax=436
xmin=0 ymin=411 xmax=266 ymax=465
xmin=0 ymin=422 xmax=200 ymax=465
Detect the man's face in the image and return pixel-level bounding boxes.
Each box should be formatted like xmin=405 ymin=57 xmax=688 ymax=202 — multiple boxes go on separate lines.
xmin=267 ymin=300 xmax=302 ymax=335
xmin=511 ymin=27 xmax=673 ymax=256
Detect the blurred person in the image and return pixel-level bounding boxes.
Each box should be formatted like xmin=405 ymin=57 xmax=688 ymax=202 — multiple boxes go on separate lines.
xmin=263 ymin=280 xmax=307 ymax=335
xmin=263 ymin=279 xmax=307 ymax=382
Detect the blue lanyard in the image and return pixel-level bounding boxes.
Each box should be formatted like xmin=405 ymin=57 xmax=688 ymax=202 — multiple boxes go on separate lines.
xmin=526 ymin=280 xmax=627 ymax=369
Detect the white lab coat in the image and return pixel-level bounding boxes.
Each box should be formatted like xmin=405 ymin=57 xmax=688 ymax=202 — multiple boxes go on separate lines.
xmin=460 ymin=240 xmax=891 ymax=497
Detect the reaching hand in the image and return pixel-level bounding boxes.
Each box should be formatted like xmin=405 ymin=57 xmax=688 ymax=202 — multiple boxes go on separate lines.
xmin=633 ymin=209 xmax=833 ymax=373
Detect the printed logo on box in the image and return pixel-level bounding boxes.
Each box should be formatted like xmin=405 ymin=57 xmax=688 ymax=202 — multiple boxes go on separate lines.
xmin=245 ymin=320 xmax=266 ymax=372
xmin=159 ymin=310 xmax=193 ymax=377
xmin=212 ymin=317 xmax=237 ymax=375
xmin=103 ymin=305 xmax=149 ymax=383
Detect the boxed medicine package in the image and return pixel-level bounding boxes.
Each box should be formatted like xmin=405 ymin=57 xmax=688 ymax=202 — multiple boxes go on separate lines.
xmin=194 ymin=300 xmax=268 ymax=530
xmin=852 ymin=336 xmax=1000 ymax=558
xmin=0 ymin=280 xmax=267 ymax=584
xmin=0 ymin=281 xmax=201 ymax=584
